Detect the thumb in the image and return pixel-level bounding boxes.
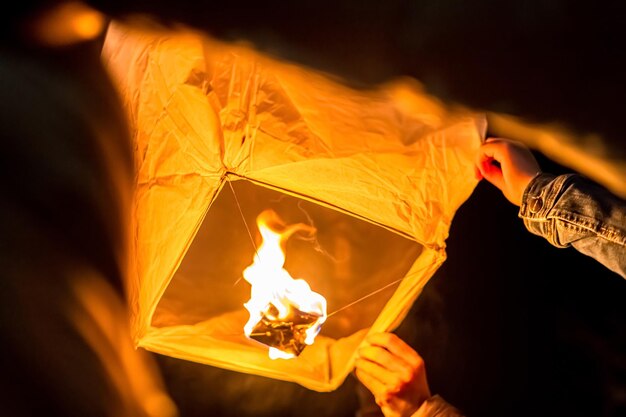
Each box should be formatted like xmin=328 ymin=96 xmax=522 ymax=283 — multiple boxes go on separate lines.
xmin=479 ymin=159 xmax=506 ymax=192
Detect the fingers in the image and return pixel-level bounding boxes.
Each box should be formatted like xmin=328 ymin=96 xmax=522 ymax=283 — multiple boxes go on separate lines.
xmin=355 ymin=333 xmax=432 ymax=416
xmin=355 ymin=355 xmax=409 ymax=411
xmin=476 ymin=153 xmax=505 ymax=190
xmin=354 ymin=358 xmax=393 ymax=401
xmin=476 ymin=138 xmax=509 ymax=188
xmin=356 ymin=347 xmax=411 ymax=390
xmin=355 ymin=333 xmax=425 ymax=394
xmin=478 ymin=138 xmax=539 ymax=175
xmin=475 ymin=137 xmax=541 ymax=206
xmin=477 ymin=137 xmax=519 ymax=170
xmin=365 ymin=333 xmax=422 ymax=370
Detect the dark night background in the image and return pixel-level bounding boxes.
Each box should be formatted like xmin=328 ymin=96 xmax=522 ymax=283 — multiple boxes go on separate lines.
xmin=2 ymin=1 xmax=625 ymax=417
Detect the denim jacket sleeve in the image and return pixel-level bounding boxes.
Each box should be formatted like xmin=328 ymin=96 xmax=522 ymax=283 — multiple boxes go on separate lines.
xmin=411 ymin=395 xmax=465 ymax=417
xmin=356 ymin=394 xmax=463 ymax=417
xmin=518 ymin=173 xmax=626 ymax=278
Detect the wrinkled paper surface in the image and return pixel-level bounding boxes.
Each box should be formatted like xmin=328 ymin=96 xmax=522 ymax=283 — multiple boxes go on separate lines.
xmin=102 ymin=21 xmax=485 ymax=391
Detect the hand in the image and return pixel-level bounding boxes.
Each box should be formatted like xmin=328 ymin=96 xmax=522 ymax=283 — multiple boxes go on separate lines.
xmin=475 ymin=138 xmax=541 ymax=206
xmin=355 ymin=333 xmax=431 ymax=417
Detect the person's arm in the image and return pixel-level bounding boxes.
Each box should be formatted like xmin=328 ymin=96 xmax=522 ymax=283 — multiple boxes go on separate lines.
xmin=519 ymin=172 xmax=626 ymax=277
xmin=354 ymin=333 xmax=463 ymax=417
xmin=476 ymin=138 xmax=626 ymax=278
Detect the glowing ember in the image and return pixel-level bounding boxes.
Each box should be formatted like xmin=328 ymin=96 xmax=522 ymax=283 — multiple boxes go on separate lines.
xmin=243 ymin=209 xmax=327 ymax=359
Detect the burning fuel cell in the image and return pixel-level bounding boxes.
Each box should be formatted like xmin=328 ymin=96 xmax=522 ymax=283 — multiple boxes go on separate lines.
xmin=249 ymin=303 xmax=324 ymax=357
xmin=243 ymin=209 xmax=327 ymax=359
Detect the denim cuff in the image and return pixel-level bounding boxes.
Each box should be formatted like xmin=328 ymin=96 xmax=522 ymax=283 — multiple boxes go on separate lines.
xmin=518 ymin=173 xmax=575 ymax=247
xmin=412 ymin=395 xmax=465 ymax=417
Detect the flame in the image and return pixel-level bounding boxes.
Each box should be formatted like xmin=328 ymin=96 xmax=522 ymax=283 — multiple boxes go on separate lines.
xmin=243 ymin=209 xmax=327 ymax=359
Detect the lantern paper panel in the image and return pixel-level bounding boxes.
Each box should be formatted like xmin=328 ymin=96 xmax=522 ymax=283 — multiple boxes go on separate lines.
xmin=102 ymin=21 xmax=485 ymax=391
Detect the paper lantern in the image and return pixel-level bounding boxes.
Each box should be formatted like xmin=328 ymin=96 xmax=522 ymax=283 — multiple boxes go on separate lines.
xmin=102 ymin=22 xmax=485 ymax=392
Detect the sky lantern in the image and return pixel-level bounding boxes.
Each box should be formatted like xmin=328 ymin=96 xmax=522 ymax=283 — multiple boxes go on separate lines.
xmin=102 ymin=21 xmax=485 ymax=392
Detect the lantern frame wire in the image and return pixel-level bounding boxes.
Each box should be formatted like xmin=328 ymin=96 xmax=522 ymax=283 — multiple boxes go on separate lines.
xmin=227 ymin=178 xmax=261 ymax=287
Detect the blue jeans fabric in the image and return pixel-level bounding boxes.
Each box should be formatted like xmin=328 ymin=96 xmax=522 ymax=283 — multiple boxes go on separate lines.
xmin=519 ymin=173 xmax=626 ymax=278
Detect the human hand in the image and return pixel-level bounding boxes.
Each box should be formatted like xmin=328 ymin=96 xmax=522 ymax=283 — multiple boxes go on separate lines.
xmin=355 ymin=333 xmax=431 ymax=417
xmin=475 ymin=138 xmax=541 ymax=206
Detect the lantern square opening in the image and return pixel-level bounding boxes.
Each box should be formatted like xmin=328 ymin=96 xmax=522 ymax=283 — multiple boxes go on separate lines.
xmin=147 ymin=178 xmax=424 ymax=390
